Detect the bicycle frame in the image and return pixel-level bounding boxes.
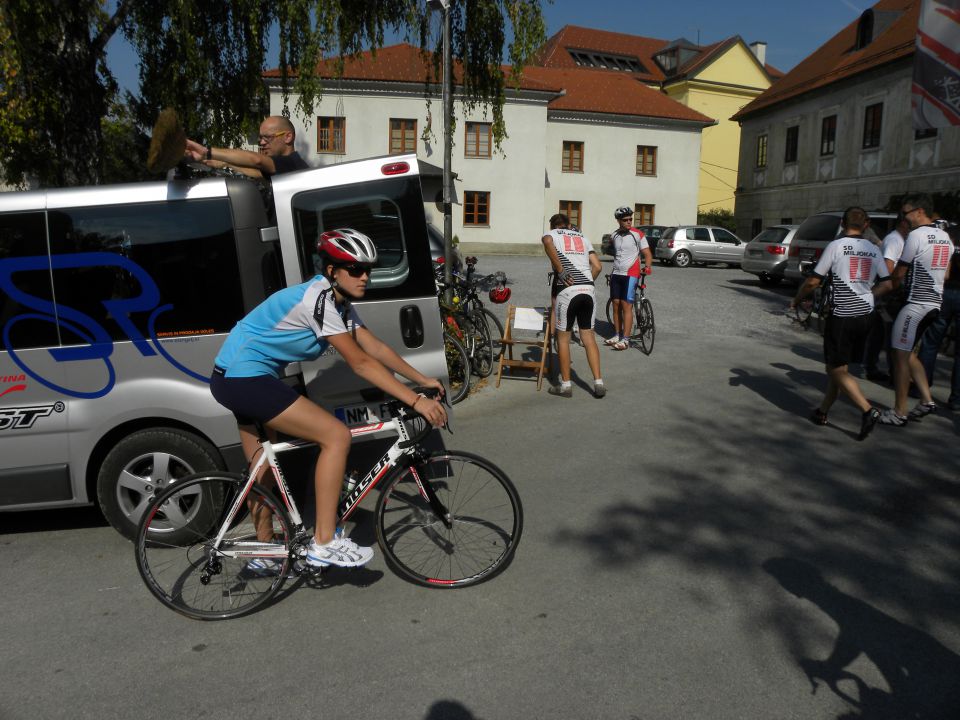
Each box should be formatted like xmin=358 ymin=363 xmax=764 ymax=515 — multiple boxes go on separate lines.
xmin=206 ymin=411 xmax=440 ymax=561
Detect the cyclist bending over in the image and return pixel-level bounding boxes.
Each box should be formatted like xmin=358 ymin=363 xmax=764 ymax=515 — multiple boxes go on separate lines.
xmin=209 ymin=229 xmax=447 ymax=569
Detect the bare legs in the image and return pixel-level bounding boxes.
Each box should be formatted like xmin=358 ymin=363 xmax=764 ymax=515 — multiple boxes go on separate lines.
xmin=820 ymin=364 xmax=871 ymax=415
xmin=891 ymin=348 xmax=933 ymax=415
xmin=612 ymin=298 xmax=632 ymax=339
xmin=555 ymin=329 xmax=602 ymax=383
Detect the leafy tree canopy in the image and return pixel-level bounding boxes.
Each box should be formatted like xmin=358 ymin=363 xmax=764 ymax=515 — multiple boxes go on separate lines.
xmin=697 ymin=208 xmax=737 ymax=233
xmin=0 ymin=0 xmax=546 ymax=188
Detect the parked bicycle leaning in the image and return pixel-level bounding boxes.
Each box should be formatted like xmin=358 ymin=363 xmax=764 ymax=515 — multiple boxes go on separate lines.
xmin=209 ymin=228 xmax=446 ymax=571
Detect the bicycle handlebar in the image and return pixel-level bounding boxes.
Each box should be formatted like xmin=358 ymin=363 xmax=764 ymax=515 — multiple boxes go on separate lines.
xmin=394 ymin=387 xmax=450 ymax=449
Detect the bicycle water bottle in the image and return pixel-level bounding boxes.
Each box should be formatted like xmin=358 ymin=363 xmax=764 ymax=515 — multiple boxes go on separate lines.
xmin=341 ymin=470 xmax=360 ymax=498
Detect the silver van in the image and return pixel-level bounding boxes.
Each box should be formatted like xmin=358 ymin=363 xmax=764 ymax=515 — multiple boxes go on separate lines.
xmin=0 ymin=155 xmax=446 ymax=538
xmin=784 ymin=211 xmax=897 ymax=282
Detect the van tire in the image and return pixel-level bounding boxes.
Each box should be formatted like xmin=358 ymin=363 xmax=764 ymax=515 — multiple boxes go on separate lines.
xmin=97 ymin=428 xmax=223 ymax=541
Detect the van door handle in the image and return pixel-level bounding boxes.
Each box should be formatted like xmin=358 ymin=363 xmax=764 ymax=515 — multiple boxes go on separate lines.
xmin=400 ymin=305 xmax=424 ymax=349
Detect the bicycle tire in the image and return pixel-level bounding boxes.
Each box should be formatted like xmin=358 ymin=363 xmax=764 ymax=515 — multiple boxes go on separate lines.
xmin=444 ymin=330 xmax=471 ymax=404
xmin=467 ymin=309 xmax=494 ymax=378
xmin=605 ymin=297 xmax=614 ymax=326
xmin=375 ymin=451 xmax=523 ymax=588
xmin=478 ymin=307 xmax=504 ymax=361
xmin=135 ymin=472 xmax=292 ymax=620
xmin=635 ymin=298 xmax=655 ymax=355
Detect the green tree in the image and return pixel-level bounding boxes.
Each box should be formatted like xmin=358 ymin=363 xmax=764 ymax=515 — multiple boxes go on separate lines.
xmin=697 ymin=208 xmax=737 ymax=233
xmin=0 ymin=0 xmax=546 ymax=188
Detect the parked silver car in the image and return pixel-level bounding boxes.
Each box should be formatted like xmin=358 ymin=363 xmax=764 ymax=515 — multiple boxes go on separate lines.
xmin=655 ymin=225 xmax=746 ymax=268
xmin=741 ymin=224 xmax=799 ymax=286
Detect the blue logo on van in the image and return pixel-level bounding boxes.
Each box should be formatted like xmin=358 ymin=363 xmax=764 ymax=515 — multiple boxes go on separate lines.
xmin=0 ymin=253 xmax=209 ymax=399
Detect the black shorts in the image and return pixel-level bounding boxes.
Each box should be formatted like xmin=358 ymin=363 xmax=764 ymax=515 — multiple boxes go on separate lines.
xmin=822 ymin=313 xmax=873 ymax=368
xmin=210 ymin=367 xmax=301 ymax=425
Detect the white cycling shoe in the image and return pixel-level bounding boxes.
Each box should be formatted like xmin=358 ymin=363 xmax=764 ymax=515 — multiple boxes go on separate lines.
xmin=305 ymin=536 xmax=374 ymax=568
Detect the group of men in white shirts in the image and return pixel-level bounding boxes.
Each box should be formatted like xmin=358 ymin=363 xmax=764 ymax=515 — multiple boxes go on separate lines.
xmin=790 ymin=195 xmax=954 ymax=440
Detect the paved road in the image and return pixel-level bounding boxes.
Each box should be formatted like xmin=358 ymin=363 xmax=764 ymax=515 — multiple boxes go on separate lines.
xmin=3 ymin=258 xmax=958 ymax=720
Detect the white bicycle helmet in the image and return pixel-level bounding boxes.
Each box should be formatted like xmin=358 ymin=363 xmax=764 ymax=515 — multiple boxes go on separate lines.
xmin=317 ymin=228 xmax=378 ymax=265
xmin=614 ymin=206 xmax=633 ymax=220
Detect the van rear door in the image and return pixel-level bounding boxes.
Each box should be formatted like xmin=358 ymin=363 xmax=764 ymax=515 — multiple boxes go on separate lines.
xmin=269 ymin=156 xmax=445 ymax=424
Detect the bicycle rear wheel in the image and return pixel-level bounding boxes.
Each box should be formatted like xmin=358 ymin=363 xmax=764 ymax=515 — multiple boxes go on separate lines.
xmin=375 ymin=451 xmax=523 ymax=588
xmin=635 ymin=297 xmax=655 ymax=355
xmin=444 ymin=330 xmax=471 ymax=404
xmin=135 ymin=473 xmax=292 ymax=620
xmin=467 ymin=309 xmax=494 ymax=377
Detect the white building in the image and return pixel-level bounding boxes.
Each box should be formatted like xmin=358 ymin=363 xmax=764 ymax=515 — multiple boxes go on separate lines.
xmin=264 ymin=44 xmax=713 ymax=254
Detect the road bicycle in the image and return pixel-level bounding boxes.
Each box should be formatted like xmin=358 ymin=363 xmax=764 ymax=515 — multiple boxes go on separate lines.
xmin=134 ymin=389 xmax=523 ymax=620
xmin=604 ymin=273 xmax=656 ymax=355
xmin=792 ymin=263 xmax=832 ymax=334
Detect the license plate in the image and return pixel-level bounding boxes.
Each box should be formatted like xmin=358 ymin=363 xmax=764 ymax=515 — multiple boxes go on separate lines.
xmin=334 ymin=401 xmax=391 ymax=427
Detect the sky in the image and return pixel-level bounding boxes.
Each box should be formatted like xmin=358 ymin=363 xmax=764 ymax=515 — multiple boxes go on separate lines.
xmin=106 ymin=0 xmax=872 ymax=94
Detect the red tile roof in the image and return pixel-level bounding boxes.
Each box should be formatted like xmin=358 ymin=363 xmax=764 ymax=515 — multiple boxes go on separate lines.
xmin=733 ymin=0 xmax=918 ymax=121
xmin=264 ymin=42 xmax=712 ymax=125
xmin=522 ymin=66 xmax=714 ymax=123
xmin=535 ymin=26 xmax=783 ymax=83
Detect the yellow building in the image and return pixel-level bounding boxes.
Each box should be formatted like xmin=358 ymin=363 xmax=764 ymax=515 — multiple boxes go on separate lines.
xmin=536 ymin=27 xmax=782 ymax=214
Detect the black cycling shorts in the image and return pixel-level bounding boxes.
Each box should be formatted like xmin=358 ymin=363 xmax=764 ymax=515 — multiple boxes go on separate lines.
xmin=210 ymin=367 xmax=301 ymax=425
xmin=822 ymin=313 xmax=873 ymax=368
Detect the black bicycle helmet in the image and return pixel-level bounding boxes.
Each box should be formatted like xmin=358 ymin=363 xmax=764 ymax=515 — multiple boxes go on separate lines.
xmin=614 ymin=206 xmax=633 ymax=220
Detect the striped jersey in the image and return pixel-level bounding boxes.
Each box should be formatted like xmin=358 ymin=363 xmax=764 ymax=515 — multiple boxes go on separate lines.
xmin=812 ymin=235 xmax=889 ymax=317
xmin=898 ymin=224 xmax=952 ymax=308
xmin=546 ymin=228 xmax=595 ymax=286
xmin=215 ymin=275 xmax=362 ymax=377
xmin=610 ymin=227 xmax=649 ymax=277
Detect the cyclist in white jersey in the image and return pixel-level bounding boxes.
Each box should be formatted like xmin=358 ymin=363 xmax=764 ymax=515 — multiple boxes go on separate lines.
xmin=541 ymin=213 xmax=605 ymax=398
xmin=790 ymin=207 xmax=892 ymax=440
xmin=882 ymin=194 xmax=953 ymax=425
xmin=210 ymin=229 xmax=446 ymax=570
xmin=607 ymin=206 xmax=653 ymax=350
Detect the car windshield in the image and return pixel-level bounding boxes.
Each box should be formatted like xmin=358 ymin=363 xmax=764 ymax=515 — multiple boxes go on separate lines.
xmin=795 ymin=214 xmax=841 ymax=242
xmin=752 ymin=227 xmax=790 ymax=244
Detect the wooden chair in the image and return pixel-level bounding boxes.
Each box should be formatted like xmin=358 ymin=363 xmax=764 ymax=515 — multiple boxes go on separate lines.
xmin=496 ymin=304 xmax=552 ymax=390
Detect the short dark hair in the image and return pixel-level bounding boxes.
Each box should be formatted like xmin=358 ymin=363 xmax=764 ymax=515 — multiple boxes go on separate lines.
xmin=901 ymin=193 xmax=934 ymax=217
xmin=549 ymin=213 xmax=569 ymax=230
xmin=841 ymin=206 xmax=869 ymax=231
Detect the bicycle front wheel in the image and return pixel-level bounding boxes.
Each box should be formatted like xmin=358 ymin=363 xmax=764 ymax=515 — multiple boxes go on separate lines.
xmin=467 ymin=309 xmax=494 ymax=378
xmin=135 ymin=473 xmax=292 ymax=620
xmin=635 ymin=298 xmax=655 ymax=355
xmin=444 ymin=330 xmax=471 ymax=404
xmin=375 ymin=451 xmax=523 ymax=588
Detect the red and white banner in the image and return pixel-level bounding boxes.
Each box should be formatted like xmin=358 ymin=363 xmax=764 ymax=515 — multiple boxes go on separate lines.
xmin=912 ymin=0 xmax=960 ymax=129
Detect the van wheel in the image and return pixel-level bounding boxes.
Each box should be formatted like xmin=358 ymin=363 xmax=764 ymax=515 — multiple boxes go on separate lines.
xmin=97 ymin=429 xmax=222 ymax=541
xmin=673 ymin=250 xmax=692 ymax=268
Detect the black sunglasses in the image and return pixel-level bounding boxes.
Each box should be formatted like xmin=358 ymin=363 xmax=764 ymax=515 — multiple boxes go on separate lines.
xmin=341 ymin=264 xmax=373 ymax=277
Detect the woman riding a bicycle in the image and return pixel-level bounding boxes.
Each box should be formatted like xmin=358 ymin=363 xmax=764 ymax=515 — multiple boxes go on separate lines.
xmin=209 ymin=228 xmax=447 ymax=569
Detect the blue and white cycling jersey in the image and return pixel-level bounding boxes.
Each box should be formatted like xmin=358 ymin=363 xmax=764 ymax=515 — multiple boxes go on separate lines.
xmin=215 ymin=275 xmax=362 ymax=378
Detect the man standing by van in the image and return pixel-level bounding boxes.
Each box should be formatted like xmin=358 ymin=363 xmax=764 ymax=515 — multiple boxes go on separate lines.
xmin=184 ymin=116 xmax=309 ymax=177
xmin=789 ymin=207 xmax=891 ymax=440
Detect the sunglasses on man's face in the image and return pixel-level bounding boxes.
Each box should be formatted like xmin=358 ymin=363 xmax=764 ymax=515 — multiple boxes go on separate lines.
xmin=341 ymin=264 xmax=373 ymax=278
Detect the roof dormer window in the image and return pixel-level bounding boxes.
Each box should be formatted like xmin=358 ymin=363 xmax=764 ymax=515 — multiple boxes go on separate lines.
xmin=855 ymin=10 xmax=874 ymax=50
xmin=567 ymin=49 xmax=646 ymax=73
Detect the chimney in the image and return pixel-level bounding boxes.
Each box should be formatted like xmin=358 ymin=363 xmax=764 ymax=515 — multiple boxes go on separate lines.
xmin=750 ymin=41 xmax=767 ymax=66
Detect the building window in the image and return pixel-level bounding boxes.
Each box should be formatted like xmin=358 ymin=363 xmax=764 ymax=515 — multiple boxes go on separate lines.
xmin=634 ymin=204 xmax=655 ymax=225
xmin=464 ymin=191 xmax=490 ymax=226
xmin=562 ymin=141 xmax=584 ymax=172
xmin=559 ymin=200 xmax=582 ymax=229
xmin=756 ymin=135 xmax=768 ymax=167
xmin=862 ymin=103 xmax=882 ymax=149
xmin=636 ymin=146 xmax=657 ymax=176
xmin=751 ymin=218 xmax=763 ymax=238
xmin=784 ymin=126 xmax=799 ymax=163
xmin=465 ymin=122 xmax=492 ymax=158
xmin=820 ymin=115 xmax=837 ymax=156
xmin=389 ymin=118 xmax=416 ymax=154
xmin=915 ymin=128 xmax=938 ymax=140
xmin=317 ymin=116 xmax=345 ymax=153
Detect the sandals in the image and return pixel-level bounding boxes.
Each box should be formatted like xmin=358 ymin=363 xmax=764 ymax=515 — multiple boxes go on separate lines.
xmin=613 ymin=340 xmax=628 ymax=351
xmin=907 ymin=401 xmax=936 ymax=420
xmin=809 ymin=408 xmax=828 ymax=426
xmin=604 ymin=337 xmax=619 ymax=346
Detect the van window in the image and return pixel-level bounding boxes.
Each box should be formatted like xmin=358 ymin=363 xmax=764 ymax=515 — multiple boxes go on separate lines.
xmin=291 ymin=176 xmax=434 ymax=300
xmin=796 ymin=214 xmax=842 ymax=242
xmin=47 ymin=199 xmax=243 ymax=343
xmin=0 ymin=212 xmax=58 ymax=349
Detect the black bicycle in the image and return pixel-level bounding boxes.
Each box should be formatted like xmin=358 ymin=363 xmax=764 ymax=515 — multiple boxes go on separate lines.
xmin=604 ymin=273 xmax=656 ymax=355
xmin=135 ymin=388 xmax=523 ymax=620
